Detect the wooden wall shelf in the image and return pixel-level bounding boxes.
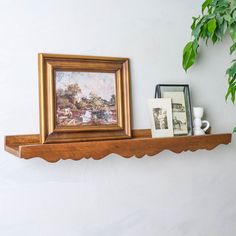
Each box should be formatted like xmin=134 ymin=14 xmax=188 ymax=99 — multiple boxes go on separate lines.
xmin=4 ymin=129 xmax=232 ymax=163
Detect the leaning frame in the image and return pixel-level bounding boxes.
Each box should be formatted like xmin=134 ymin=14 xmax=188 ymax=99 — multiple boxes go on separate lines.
xmin=38 ymin=53 xmax=132 ymax=144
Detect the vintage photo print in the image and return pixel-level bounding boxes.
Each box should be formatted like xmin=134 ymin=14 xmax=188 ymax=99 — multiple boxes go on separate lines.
xmin=152 ymin=108 xmax=168 ymax=130
xmin=162 ymin=91 xmax=188 ymax=135
xmin=148 ymin=98 xmax=173 ymax=138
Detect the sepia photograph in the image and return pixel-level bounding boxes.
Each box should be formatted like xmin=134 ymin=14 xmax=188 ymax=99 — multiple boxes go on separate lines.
xmin=152 ymin=108 xmax=168 ymax=130
xmin=172 ymin=112 xmax=187 ymax=132
xmin=148 ymin=98 xmax=173 ymax=138
xmin=55 ymin=71 xmax=117 ymax=127
xmin=162 ymin=91 xmax=188 ymax=135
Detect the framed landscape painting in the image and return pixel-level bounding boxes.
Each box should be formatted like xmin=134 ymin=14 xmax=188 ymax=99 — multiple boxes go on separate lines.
xmin=38 ymin=53 xmax=131 ymax=143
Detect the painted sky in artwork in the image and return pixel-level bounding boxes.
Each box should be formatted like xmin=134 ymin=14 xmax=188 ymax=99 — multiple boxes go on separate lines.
xmin=55 ymin=71 xmax=116 ymax=100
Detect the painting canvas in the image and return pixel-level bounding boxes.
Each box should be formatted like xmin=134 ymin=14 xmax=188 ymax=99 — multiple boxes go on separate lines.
xmin=163 ymin=91 xmax=188 ymax=135
xmin=55 ymin=71 xmax=117 ymax=127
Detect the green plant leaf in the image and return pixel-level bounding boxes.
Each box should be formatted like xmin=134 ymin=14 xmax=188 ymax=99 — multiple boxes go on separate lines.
xmin=224 ymin=14 xmax=231 ymax=22
xmin=230 ymin=22 xmax=236 ymax=41
xmin=233 ymin=127 xmax=236 ymax=133
xmin=192 ymin=20 xmax=204 ymax=39
xmin=212 ymin=33 xmax=218 ymax=43
xmin=192 ymin=15 xmax=214 ymax=39
xmin=202 ymin=0 xmax=213 ymax=14
xmin=208 ymin=18 xmax=217 ymax=37
xmin=223 ymin=56 xmax=236 ymax=104
xmin=232 ymin=8 xmax=236 ymax=19
xmin=226 ymin=87 xmax=236 ymax=104
xmin=230 ymin=42 xmax=236 ymax=54
xmin=191 ymin=16 xmax=200 ymax=30
xmin=182 ymin=41 xmax=199 ymax=71
xmin=216 ymin=20 xmax=228 ymax=40
xmin=226 ymin=61 xmax=236 ymax=78
xmin=215 ymin=0 xmax=229 ymax=14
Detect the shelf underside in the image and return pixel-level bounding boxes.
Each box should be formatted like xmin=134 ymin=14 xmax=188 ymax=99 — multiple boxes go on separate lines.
xmin=4 ymin=129 xmax=232 ymax=163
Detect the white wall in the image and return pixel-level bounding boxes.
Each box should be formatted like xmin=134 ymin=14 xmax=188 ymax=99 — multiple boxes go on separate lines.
xmin=0 ymin=0 xmax=236 ymax=235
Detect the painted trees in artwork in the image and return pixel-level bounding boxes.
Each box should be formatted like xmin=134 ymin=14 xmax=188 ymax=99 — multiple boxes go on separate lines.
xmin=64 ymin=84 xmax=81 ymax=103
xmin=56 ymin=83 xmax=81 ymax=109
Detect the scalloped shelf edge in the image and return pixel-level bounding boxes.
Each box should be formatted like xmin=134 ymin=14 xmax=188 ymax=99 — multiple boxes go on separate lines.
xmin=4 ymin=129 xmax=232 ymax=163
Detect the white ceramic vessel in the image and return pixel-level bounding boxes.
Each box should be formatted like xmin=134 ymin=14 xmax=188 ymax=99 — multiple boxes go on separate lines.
xmin=193 ymin=107 xmax=210 ymax=135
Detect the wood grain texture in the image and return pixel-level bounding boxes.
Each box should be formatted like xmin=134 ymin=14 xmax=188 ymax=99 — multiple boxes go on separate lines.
xmin=4 ymin=129 xmax=232 ymax=163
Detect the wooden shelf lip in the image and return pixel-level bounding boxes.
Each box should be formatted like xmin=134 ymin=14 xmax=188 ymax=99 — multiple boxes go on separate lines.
xmin=4 ymin=129 xmax=232 ymax=163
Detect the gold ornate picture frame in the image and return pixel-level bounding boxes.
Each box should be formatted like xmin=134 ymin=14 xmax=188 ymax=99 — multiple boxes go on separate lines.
xmin=38 ymin=53 xmax=132 ymax=143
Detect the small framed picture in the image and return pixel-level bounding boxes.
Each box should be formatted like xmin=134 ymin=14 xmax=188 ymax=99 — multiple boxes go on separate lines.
xmin=148 ymin=98 xmax=174 ymax=138
xmin=155 ymin=84 xmax=193 ymax=136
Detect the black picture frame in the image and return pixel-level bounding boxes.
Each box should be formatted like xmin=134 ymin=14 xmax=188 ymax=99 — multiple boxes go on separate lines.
xmin=155 ymin=84 xmax=193 ymax=136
